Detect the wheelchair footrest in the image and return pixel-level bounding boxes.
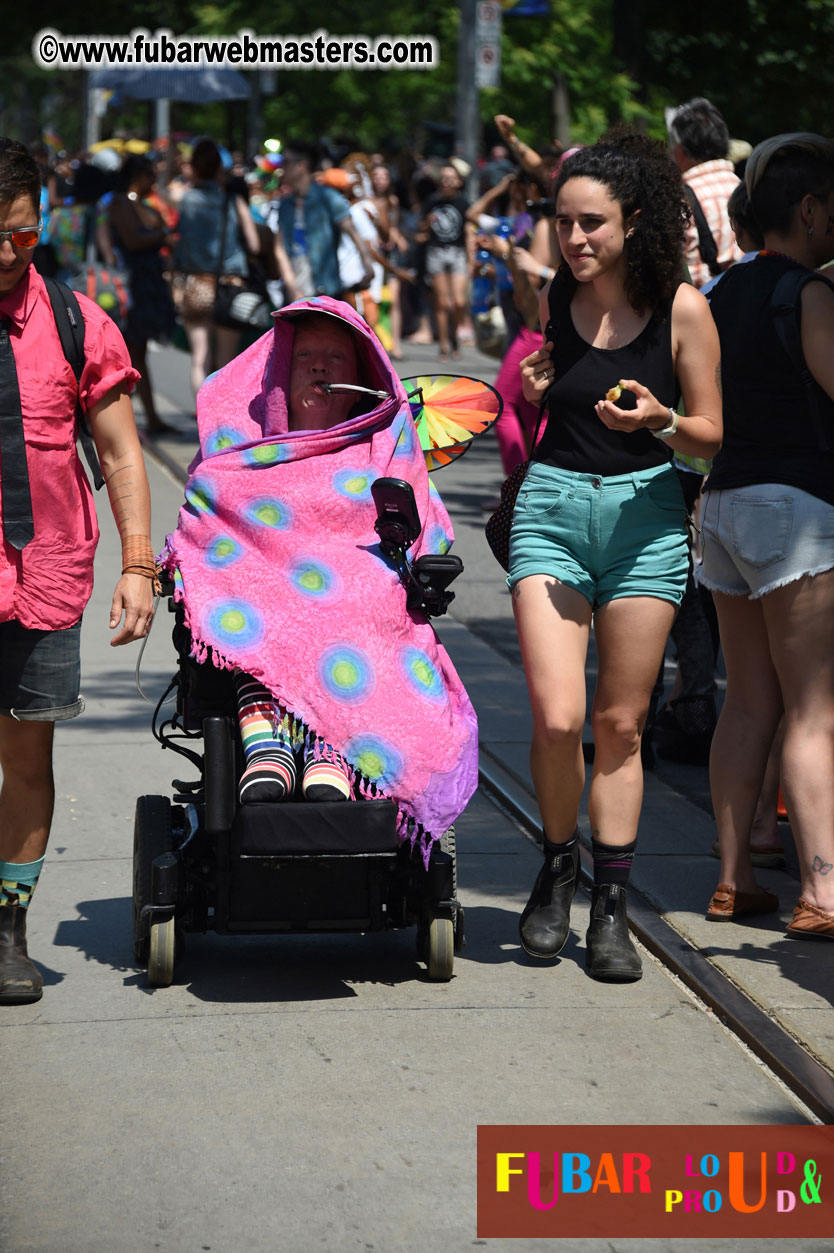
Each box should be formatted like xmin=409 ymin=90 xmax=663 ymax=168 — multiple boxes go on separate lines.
xmin=233 ymin=799 xmax=399 ymax=856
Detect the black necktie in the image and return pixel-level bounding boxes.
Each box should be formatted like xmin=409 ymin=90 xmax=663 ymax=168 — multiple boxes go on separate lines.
xmin=0 ymin=318 xmax=34 ymax=550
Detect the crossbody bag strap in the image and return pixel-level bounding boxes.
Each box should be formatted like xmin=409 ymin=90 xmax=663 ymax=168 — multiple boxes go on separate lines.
xmin=684 ymin=185 xmax=721 ymax=277
xmin=216 ymin=186 xmax=231 ymax=280
xmin=527 ymin=277 xmax=573 ymax=457
xmin=526 ymin=394 xmax=548 ymax=459
xmin=43 ymin=276 xmax=105 ymax=490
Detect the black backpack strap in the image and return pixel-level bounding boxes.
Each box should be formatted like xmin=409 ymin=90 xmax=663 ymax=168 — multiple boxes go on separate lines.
xmin=43 ymin=276 xmax=104 ymax=490
xmin=684 ymin=185 xmax=721 ymax=277
xmin=770 ymin=269 xmax=834 ymax=453
xmin=543 ymin=272 xmax=573 ymax=344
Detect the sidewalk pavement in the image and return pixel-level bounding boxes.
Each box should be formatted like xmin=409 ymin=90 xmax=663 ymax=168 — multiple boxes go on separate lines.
xmin=4 ymin=334 xmax=827 ymax=1250
xmin=2 ymin=454 xmax=823 ymax=1253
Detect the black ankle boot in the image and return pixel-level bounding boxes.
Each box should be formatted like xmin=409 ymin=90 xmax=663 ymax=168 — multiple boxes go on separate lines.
xmin=0 ymin=903 xmax=44 ymax=1004
xmin=585 ymin=884 xmax=642 ymax=982
xmin=519 ymin=838 xmax=580 ymax=959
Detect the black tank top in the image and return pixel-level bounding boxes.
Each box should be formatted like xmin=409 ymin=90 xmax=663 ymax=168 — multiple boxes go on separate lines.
xmin=532 ymin=278 xmax=681 ymax=476
xmin=706 ymin=255 xmax=834 ymax=506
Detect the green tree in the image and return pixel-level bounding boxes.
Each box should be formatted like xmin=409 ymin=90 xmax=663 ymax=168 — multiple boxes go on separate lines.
xmin=4 ymin=2 xmax=832 ymax=156
xmin=624 ymin=0 xmax=834 ymax=142
xmin=487 ymin=1 xmax=652 ymax=148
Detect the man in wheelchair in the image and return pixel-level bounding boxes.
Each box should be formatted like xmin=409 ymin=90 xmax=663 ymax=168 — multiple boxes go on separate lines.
xmin=161 ymin=297 xmax=478 ymax=865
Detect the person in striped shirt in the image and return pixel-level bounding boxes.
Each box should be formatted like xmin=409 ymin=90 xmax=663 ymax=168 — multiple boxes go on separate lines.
xmin=667 ymin=97 xmax=744 ymax=289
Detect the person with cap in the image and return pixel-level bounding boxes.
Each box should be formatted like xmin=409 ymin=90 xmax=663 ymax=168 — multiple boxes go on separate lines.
xmin=0 ymin=138 xmax=156 ymax=1004
xmin=320 ymin=165 xmax=414 ymax=335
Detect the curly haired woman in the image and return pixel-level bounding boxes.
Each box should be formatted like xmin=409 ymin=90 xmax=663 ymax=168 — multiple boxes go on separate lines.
xmin=512 ymin=132 xmax=722 ymax=980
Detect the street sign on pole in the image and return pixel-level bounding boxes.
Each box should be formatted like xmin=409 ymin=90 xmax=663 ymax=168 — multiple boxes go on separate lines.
xmin=456 ymin=0 xmax=480 ymax=196
xmin=475 ymin=0 xmax=502 ymax=89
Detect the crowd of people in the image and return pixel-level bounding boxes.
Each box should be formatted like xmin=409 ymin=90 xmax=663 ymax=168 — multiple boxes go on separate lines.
xmin=24 ymin=130 xmax=568 ymax=419
xmin=1 ymin=95 xmax=833 ymax=1005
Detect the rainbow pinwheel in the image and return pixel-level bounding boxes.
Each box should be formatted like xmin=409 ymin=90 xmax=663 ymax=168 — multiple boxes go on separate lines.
xmin=402 ymin=375 xmax=503 ymax=471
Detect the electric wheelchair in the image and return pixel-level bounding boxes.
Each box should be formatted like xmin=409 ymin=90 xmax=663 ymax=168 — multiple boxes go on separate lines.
xmin=133 ymin=479 xmax=466 ymax=987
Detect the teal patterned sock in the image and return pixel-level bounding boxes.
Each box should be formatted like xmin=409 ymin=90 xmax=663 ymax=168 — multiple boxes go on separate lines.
xmin=0 ymin=857 xmax=45 ymax=908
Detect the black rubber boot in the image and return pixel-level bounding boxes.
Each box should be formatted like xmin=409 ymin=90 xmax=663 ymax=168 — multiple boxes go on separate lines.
xmin=585 ymin=884 xmax=642 ymax=982
xmin=519 ymin=838 xmax=580 ymax=959
xmin=0 ymin=903 xmax=44 ymax=1004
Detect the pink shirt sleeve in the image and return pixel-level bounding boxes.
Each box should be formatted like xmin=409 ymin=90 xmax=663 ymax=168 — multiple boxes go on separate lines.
xmin=74 ymin=293 xmax=141 ymax=412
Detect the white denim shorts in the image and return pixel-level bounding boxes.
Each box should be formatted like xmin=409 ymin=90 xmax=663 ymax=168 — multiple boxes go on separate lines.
xmin=425 ymin=245 xmax=468 ymax=279
xmin=698 ymin=483 xmax=834 ymax=599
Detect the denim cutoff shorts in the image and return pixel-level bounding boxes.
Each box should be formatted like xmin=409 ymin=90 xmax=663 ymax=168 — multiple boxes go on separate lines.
xmin=508 ymin=461 xmax=689 ymax=607
xmin=425 ymin=245 xmax=469 ymax=278
xmin=699 ymin=484 xmax=834 ymax=599
xmin=0 ymin=619 xmax=85 ymax=721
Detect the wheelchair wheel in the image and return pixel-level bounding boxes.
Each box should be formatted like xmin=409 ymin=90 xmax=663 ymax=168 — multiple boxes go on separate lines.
xmin=133 ymin=795 xmax=175 ymax=965
xmin=148 ymin=915 xmax=176 ymax=987
xmin=439 ymin=826 xmax=465 ymax=951
xmin=427 ymin=915 xmax=454 ymax=981
xmin=440 ymin=825 xmax=456 ymax=897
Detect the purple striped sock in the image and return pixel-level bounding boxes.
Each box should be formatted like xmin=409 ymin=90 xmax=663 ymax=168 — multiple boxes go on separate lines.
xmin=591 ymin=838 xmax=636 ymax=889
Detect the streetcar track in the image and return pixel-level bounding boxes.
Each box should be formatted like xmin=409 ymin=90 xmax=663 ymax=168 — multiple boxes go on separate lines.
xmin=479 ymin=748 xmax=834 ymax=1125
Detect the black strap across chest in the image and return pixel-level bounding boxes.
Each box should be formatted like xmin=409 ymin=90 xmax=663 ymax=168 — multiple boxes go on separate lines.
xmin=0 ymin=319 xmax=34 ymax=550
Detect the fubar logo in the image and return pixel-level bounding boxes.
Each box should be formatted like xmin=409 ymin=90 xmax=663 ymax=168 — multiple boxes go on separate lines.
xmin=477 ymin=1125 xmax=832 ymax=1238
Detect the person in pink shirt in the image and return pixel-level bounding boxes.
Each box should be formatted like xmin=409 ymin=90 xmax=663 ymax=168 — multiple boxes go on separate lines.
xmin=0 ymin=138 xmax=156 ymax=1004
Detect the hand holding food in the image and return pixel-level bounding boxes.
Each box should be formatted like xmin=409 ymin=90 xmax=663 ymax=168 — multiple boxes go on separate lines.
xmin=595 ymin=377 xmax=675 ymax=436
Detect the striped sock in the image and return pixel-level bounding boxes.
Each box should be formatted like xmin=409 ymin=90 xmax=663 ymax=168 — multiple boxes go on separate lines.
xmin=591 ymin=838 xmax=637 ymax=889
xmin=236 ymin=675 xmax=297 ymax=804
xmin=0 ymin=857 xmax=45 ymax=908
xmin=301 ymin=740 xmax=352 ymax=803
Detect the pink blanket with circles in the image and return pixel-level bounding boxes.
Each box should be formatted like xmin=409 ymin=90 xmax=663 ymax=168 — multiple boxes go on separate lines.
xmin=161 ymin=297 xmax=478 ymax=859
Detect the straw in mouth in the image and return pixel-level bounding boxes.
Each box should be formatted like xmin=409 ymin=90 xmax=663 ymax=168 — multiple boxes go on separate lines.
xmin=318 ymin=382 xmax=391 ymax=399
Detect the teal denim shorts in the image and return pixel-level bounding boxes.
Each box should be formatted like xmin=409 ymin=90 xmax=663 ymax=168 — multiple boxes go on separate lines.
xmin=508 ymin=461 xmax=689 ymax=607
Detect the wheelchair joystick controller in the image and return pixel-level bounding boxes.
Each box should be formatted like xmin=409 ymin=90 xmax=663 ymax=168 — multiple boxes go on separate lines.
xmin=371 ymin=477 xmax=462 ymax=619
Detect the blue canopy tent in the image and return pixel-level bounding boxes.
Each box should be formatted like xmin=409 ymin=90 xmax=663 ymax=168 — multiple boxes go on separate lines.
xmin=88 ymin=66 xmax=251 ymax=163
xmin=89 ymin=67 xmax=250 ymax=103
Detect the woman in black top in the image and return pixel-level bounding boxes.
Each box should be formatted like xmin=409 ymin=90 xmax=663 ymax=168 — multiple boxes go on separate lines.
xmin=699 ymin=134 xmax=834 ymax=938
xmin=108 ymin=155 xmax=177 ymax=436
xmin=420 ymin=164 xmax=473 ymax=360
xmin=511 ymin=133 xmax=722 ymax=979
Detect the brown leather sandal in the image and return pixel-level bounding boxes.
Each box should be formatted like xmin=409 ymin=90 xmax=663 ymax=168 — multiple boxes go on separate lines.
xmin=705 ymin=882 xmax=779 ymax=922
xmin=786 ymin=898 xmax=834 ymax=940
